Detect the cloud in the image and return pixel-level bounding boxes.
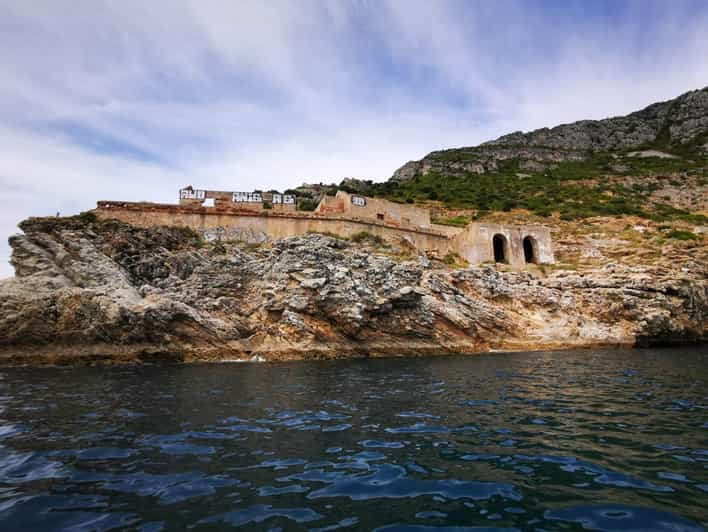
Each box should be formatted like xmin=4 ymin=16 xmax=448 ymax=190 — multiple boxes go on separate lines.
xmin=0 ymin=0 xmax=707 ymax=277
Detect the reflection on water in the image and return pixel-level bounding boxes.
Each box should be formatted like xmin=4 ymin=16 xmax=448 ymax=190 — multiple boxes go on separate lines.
xmin=0 ymin=347 xmax=706 ymax=530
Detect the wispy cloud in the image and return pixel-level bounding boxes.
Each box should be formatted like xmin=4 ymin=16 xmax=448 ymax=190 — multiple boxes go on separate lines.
xmin=1 ymin=0 xmax=707 ymax=277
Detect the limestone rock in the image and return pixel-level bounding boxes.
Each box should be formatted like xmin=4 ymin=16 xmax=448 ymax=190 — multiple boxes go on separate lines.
xmin=0 ymin=215 xmax=705 ymax=364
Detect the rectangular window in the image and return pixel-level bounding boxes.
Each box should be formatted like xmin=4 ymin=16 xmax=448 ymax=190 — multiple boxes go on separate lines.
xmin=377 ymin=213 xmax=384 ymax=220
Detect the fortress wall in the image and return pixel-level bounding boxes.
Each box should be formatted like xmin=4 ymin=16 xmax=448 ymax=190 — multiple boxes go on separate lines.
xmin=93 ymin=202 xmax=554 ymax=267
xmin=92 ymin=204 xmax=455 ymax=256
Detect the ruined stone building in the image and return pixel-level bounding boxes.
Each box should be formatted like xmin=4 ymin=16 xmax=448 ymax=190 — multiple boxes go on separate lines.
xmin=94 ymin=187 xmax=554 ymax=268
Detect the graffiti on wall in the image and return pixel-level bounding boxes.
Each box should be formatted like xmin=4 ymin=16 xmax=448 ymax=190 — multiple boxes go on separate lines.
xmin=180 ymin=188 xmax=206 ymax=200
xmin=232 ymin=192 xmax=263 ymax=203
xmin=272 ymin=194 xmax=296 ymax=205
xmin=351 ymin=195 xmax=366 ymax=207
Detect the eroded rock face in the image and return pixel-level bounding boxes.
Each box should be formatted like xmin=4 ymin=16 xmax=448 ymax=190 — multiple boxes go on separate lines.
xmin=0 ymin=216 xmax=705 ymax=364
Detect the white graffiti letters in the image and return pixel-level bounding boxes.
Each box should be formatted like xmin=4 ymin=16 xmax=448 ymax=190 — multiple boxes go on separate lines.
xmin=272 ymin=194 xmax=296 ymax=204
xmin=232 ymin=192 xmax=262 ymax=203
xmin=179 ymin=188 xmax=206 ymax=200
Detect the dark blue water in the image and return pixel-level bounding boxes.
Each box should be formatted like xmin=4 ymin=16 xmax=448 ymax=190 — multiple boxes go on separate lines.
xmin=0 ymin=347 xmax=706 ymax=531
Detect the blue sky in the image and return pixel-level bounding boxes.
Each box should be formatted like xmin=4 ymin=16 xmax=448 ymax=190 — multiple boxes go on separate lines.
xmin=1 ymin=0 xmax=707 ymax=277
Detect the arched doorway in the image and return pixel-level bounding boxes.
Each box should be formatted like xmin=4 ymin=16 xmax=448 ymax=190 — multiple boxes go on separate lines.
xmin=492 ymin=234 xmax=508 ymax=263
xmin=523 ymin=236 xmax=538 ymax=264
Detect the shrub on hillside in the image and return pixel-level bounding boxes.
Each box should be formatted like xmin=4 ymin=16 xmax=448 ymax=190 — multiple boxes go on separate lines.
xmin=297 ymin=198 xmax=318 ymax=211
xmin=350 ymin=231 xmax=384 ymax=245
xmin=666 ymin=230 xmax=699 ymax=241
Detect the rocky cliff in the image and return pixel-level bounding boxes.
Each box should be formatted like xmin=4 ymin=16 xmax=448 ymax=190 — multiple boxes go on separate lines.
xmin=392 ymin=87 xmax=708 ymax=180
xmin=0 ymin=215 xmax=704 ymax=365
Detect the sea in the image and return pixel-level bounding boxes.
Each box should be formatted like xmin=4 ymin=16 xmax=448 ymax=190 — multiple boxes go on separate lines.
xmin=0 ymin=347 xmax=706 ymax=531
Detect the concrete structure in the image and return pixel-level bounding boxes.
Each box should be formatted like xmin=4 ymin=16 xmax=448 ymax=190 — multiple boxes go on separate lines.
xmin=455 ymin=222 xmax=554 ymax=268
xmin=93 ymin=188 xmax=554 ymax=268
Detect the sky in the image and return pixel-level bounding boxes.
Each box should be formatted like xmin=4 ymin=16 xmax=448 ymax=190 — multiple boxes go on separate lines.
xmin=1 ymin=0 xmax=707 ymax=278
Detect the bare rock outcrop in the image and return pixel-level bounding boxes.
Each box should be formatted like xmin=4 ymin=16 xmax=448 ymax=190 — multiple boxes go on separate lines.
xmin=0 ymin=216 xmax=704 ymax=365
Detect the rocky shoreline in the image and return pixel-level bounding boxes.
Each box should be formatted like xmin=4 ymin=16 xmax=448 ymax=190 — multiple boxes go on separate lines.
xmin=0 ymin=215 xmax=704 ymax=365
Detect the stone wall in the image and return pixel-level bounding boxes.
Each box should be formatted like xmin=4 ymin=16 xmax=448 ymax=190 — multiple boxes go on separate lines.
xmin=315 ymin=191 xmax=431 ymax=228
xmin=93 ymin=201 xmax=554 ymax=267
xmin=93 ymin=202 xmax=455 ymax=256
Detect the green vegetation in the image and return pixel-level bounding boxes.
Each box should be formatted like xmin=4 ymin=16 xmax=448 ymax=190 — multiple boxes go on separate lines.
xmin=361 ymin=136 xmax=708 ymax=222
xmin=442 ymin=252 xmax=467 ymax=268
xmin=431 ymin=215 xmax=472 ymax=227
xmin=665 ymin=230 xmax=700 ymax=241
xmin=297 ymin=198 xmax=318 ymax=211
xmin=78 ymin=211 xmax=99 ymax=223
xmin=350 ymin=231 xmax=385 ymax=245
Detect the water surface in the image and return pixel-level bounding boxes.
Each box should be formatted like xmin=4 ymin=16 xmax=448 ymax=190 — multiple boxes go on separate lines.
xmin=0 ymin=347 xmax=706 ymax=530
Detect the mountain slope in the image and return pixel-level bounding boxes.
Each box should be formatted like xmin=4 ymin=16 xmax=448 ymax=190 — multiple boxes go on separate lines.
xmin=392 ymin=87 xmax=708 ymax=180
xmin=350 ymin=88 xmax=707 ymax=222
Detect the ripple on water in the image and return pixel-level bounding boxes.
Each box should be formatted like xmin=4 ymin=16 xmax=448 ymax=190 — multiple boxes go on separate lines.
xmin=51 ymin=447 xmax=134 ymax=460
xmin=0 ymin=423 xmax=25 ymax=439
xmin=74 ymin=471 xmax=239 ymax=505
xmin=375 ymin=526 xmax=521 ymax=532
xmin=385 ymin=423 xmax=450 ymax=434
xmin=359 ymin=440 xmax=407 ymax=449
xmin=195 ymin=504 xmax=323 ymax=527
xmin=322 ymin=423 xmax=352 ymax=432
xmin=397 ymin=411 xmax=441 ymax=419
xmin=544 ymin=504 xmax=705 ymax=531
xmin=257 ymin=484 xmax=309 ymax=496
xmin=512 ymin=454 xmax=675 ymax=493
xmin=0 ymin=494 xmax=137 ymax=531
xmin=0 ymin=450 xmax=68 ymax=483
xmin=415 ymin=510 xmax=448 ymax=519
xmin=302 ymin=463 xmax=521 ymax=502
xmin=310 ymin=516 xmax=360 ymax=531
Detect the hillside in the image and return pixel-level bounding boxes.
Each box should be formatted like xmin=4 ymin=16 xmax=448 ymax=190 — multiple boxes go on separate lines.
xmin=318 ymin=88 xmax=708 ymax=223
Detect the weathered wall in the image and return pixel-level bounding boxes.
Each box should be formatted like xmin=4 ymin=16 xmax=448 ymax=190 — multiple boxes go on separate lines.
xmin=93 ymin=202 xmax=554 ymax=267
xmin=93 ymin=203 xmax=455 ymax=256
xmin=453 ymin=223 xmax=554 ymax=267
xmin=316 ymin=191 xmax=431 ymax=228
xmin=430 ymin=223 xmax=465 ymax=238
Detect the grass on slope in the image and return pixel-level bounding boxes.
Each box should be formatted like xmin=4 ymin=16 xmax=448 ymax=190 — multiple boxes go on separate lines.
xmin=367 ymin=133 xmax=708 ymax=223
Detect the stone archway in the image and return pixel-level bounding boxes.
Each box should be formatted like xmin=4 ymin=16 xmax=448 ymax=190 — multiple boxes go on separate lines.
xmin=493 ymin=234 xmax=508 ymax=263
xmin=523 ymin=235 xmax=538 ymax=264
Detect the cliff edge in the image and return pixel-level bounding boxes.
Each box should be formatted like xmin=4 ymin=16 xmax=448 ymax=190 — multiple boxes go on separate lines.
xmin=0 ymin=215 xmax=704 ymax=365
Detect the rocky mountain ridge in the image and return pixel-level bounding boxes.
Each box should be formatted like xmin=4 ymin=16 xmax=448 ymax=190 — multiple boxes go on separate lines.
xmin=0 ymin=216 xmax=704 ymax=365
xmin=391 ymin=87 xmax=708 ymax=181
